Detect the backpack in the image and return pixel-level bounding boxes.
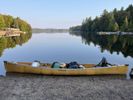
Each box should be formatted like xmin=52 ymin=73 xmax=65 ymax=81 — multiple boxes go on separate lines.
xmin=67 ymin=62 xmax=79 ymax=69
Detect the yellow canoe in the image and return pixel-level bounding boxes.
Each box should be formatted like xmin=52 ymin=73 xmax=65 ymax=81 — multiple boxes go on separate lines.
xmin=4 ymin=61 xmax=128 ymax=75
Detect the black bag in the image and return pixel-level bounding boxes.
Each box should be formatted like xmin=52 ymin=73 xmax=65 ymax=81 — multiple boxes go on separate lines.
xmin=67 ymin=62 xmax=79 ymax=69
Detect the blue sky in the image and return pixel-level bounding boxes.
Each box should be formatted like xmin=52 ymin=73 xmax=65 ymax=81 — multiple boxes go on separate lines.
xmin=0 ymin=0 xmax=133 ymax=28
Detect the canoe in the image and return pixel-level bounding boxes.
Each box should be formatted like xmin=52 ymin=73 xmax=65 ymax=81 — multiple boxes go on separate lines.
xmin=4 ymin=61 xmax=128 ymax=75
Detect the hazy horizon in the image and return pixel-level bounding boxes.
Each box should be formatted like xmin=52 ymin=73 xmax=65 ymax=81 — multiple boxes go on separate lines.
xmin=0 ymin=0 xmax=133 ymax=28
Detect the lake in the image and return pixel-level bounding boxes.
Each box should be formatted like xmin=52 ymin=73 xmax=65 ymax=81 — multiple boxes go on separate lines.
xmin=0 ymin=32 xmax=133 ymax=78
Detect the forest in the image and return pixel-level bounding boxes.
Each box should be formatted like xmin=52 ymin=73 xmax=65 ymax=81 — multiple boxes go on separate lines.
xmin=0 ymin=14 xmax=31 ymax=33
xmin=70 ymin=4 xmax=133 ymax=32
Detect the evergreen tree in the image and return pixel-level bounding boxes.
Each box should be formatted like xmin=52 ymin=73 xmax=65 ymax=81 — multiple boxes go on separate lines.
xmin=121 ymin=16 xmax=128 ymax=31
xmin=128 ymin=21 xmax=133 ymax=31
xmin=108 ymin=14 xmax=119 ymax=31
xmin=70 ymin=4 xmax=133 ymax=33
xmin=114 ymin=22 xmax=119 ymax=31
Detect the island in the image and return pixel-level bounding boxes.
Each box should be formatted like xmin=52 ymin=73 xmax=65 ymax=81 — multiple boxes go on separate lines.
xmin=0 ymin=14 xmax=32 ymax=37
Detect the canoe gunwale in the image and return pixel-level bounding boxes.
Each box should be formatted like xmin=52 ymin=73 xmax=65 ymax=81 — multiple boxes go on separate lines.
xmin=4 ymin=61 xmax=127 ymax=70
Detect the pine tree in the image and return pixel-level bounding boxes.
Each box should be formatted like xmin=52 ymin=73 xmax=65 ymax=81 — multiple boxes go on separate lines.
xmin=128 ymin=21 xmax=133 ymax=31
xmin=108 ymin=13 xmax=119 ymax=31
xmin=121 ymin=16 xmax=128 ymax=31
xmin=114 ymin=22 xmax=119 ymax=31
xmin=71 ymin=4 xmax=133 ymax=33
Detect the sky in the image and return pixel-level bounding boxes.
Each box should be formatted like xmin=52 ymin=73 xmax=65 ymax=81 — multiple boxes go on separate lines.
xmin=0 ymin=0 xmax=133 ymax=28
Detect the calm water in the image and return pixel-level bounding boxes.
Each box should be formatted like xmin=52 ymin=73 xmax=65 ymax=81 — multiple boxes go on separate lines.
xmin=0 ymin=33 xmax=133 ymax=78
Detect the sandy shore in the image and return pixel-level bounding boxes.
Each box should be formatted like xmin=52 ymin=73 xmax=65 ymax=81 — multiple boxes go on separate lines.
xmin=0 ymin=74 xmax=133 ymax=100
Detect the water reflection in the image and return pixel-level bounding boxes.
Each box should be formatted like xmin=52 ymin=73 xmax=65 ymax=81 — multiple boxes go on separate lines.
xmin=70 ymin=32 xmax=133 ymax=58
xmin=0 ymin=32 xmax=133 ymax=79
xmin=0 ymin=33 xmax=32 ymax=57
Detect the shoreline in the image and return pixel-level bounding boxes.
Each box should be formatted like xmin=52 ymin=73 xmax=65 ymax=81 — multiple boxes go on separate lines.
xmin=0 ymin=74 xmax=133 ymax=100
xmin=0 ymin=28 xmax=26 ymax=37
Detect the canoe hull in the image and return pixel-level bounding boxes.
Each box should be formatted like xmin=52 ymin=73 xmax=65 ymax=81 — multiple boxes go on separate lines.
xmin=4 ymin=61 xmax=128 ymax=75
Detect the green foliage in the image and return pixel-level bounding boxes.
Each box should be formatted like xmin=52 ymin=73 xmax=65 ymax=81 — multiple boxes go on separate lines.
xmin=70 ymin=4 xmax=133 ymax=32
xmin=0 ymin=14 xmax=31 ymax=33
xmin=121 ymin=16 xmax=128 ymax=31
xmin=0 ymin=14 xmax=5 ymax=30
xmin=13 ymin=17 xmax=32 ymax=33
xmin=3 ymin=15 xmax=14 ymax=28
xmin=128 ymin=21 xmax=133 ymax=31
xmin=114 ymin=22 xmax=119 ymax=31
xmin=69 ymin=26 xmax=81 ymax=32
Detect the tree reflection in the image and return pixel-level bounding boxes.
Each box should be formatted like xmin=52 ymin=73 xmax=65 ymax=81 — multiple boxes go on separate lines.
xmin=70 ymin=32 xmax=133 ymax=58
xmin=0 ymin=33 xmax=32 ymax=57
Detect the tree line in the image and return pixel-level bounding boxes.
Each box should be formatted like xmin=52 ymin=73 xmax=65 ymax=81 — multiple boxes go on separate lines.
xmin=70 ymin=4 xmax=133 ymax=32
xmin=32 ymin=28 xmax=69 ymax=33
xmin=0 ymin=14 xmax=32 ymax=33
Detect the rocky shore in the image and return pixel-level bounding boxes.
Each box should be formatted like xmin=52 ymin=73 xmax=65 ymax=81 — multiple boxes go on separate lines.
xmin=0 ymin=28 xmax=25 ymax=37
xmin=97 ymin=32 xmax=133 ymax=35
xmin=0 ymin=74 xmax=133 ymax=100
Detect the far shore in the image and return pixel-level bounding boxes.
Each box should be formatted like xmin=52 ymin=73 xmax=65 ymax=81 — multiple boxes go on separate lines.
xmin=32 ymin=28 xmax=69 ymax=33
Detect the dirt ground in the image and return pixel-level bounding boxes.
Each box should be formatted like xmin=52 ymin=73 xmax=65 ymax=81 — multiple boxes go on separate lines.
xmin=0 ymin=74 xmax=133 ymax=100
